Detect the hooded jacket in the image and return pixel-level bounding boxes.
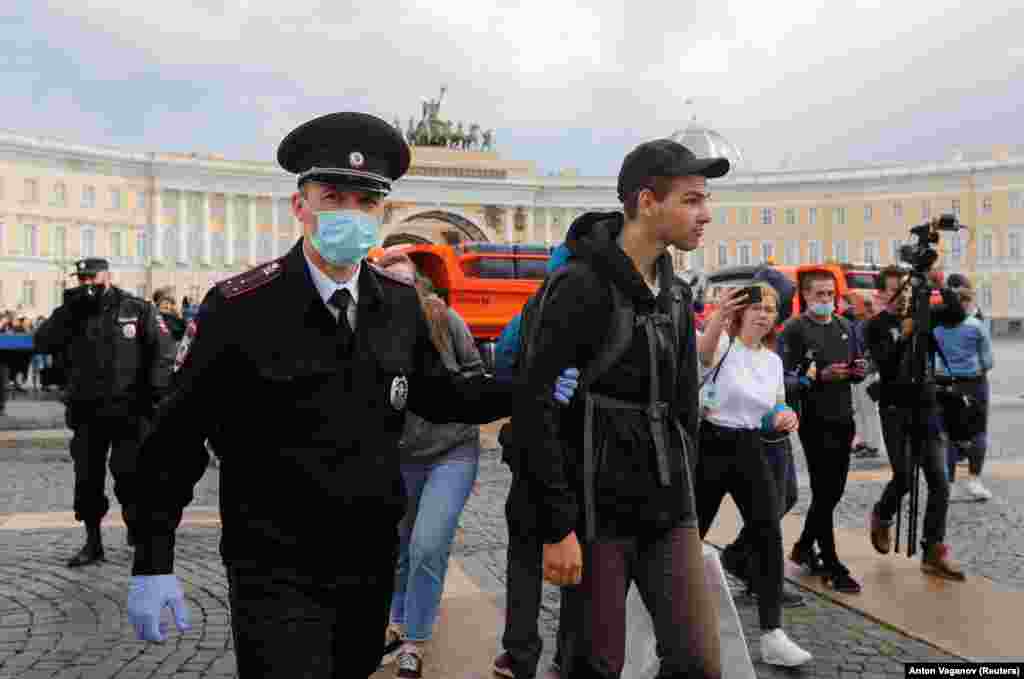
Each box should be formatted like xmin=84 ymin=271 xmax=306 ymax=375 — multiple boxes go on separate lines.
xmin=519 ymin=212 xmax=700 ymax=544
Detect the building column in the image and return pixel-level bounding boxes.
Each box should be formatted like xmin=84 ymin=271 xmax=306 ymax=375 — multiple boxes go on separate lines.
xmin=177 ymin=190 xmax=189 ymax=265
xmin=543 ymin=208 xmax=552 ymax=245
xmin=247 ymin=196 xmax=258 ymax=266
xmin=524 ymin=207 xmax=535 ymax=244
xmin=504 ymin=207 xmax=514 ymax=244
xmin=224 ymin=193 xmax=235 ymax=267
xmin=201 ymin=192 xmax=212 ymax=266
xmin=151 ymin=189 xmax=164 ymax=264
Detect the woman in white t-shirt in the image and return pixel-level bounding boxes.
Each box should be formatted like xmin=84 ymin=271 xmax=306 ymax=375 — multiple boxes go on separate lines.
xmin=695 ymin=283 xmax=812 ymax=668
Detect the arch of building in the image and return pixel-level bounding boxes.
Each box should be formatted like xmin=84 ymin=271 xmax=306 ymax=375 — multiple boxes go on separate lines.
xmin=381 ymin=209 xmax=491 ymax=247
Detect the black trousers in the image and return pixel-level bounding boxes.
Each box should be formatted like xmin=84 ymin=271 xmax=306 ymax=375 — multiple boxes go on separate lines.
xmin=503 ymin=471 xmax=564 ymax=679
xmin=876 ymin=406 xmax=949 ymax=548
xmin=696 ymin=423 xmax=783 ymax=631
xmin=67 ymin=408 xmax=147 ymax=525
xmin=795 ymin=416 xmax=855 ymax=570
xmin=226 ymin=548 xmax=397 ymax=679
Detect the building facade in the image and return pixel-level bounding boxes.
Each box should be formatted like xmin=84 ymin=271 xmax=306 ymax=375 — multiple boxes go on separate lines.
xmin=2 ymin=126 xmax=1023 ymax=333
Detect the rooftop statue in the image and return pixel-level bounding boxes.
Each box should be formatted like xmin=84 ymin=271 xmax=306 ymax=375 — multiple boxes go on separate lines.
xmin=404 ymin=86 xmax=495 ymax=150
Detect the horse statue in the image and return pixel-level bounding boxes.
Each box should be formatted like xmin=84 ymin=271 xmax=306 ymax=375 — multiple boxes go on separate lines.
xmin=414 ymin=119 xmax=430 ymax=146
xmin=481 ymin=129 xmax=495 ymax=151
xmin=406 ymin=117 xmax=417 ymax=145
xmin=449 ymin=122 xmax=466 ymax=150
xmin=464 ymin=124 xmax=481 ymax=150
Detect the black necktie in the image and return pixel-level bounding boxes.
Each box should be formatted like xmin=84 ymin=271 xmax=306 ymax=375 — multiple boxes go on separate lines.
xmin=329 ymin=289 xmax=354 ymax=352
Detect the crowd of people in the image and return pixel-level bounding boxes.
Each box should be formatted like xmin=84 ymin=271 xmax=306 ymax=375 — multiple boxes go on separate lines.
xmin=19 ymin=110 xmax=1001 ymax=679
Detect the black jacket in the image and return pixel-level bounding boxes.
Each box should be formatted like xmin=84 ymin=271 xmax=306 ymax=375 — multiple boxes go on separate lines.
xmin=160 ymin=312 xmax=186 ymax=342
xmin=519 ymin=212 xmax=699 ymax=544
xmin=130 ymin=241 xmax=518 ymax=576
xmin=865 ymin=289 xmax=965 ymax=408
xmin=34 ymin=286 xmax=175 ymax=412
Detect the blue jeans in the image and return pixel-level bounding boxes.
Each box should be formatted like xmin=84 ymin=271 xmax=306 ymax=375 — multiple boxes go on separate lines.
xmin=390 ymin=449 xmax=479 ymax=641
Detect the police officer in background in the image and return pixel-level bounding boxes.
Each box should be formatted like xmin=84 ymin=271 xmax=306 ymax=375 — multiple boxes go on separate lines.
xmin=124 ymin=112 xmax=578 ymax=679
xmin=34 ymin=258 xmax=175 ymax=567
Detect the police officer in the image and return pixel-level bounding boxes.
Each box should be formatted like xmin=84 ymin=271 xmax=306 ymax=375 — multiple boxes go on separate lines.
xmin=124 ymin=112 xmax=578 ymax=679
xmin=34 ymin=258 xmax=175 ymax=567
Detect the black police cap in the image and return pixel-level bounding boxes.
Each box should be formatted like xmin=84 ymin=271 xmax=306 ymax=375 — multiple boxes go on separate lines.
xmin=617 ymin=139 xmax=730 ymax=201
xmin=72 ymin=258 xmax=109 ymax=276
xmin=277 ymin=112 xmax=411 ymax=195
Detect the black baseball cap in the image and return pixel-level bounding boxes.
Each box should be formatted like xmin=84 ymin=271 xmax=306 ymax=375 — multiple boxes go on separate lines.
xmin=617 ymin=139 xmax=730 ymax=201
xmin=946 ymin=273 xmax=972 ymax=290
xmin=71 ymin=258 xmax=109 ymax=276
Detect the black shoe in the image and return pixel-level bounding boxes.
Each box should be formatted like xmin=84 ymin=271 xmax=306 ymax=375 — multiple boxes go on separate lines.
xmin=780 ymin=587 xmax=806 ymax=608
xmin=789 ymin=543 xmax=828 ymax=575
xmin=824 ymin=565 xmax=862 ymax=594
xmin=67 ymin=542 xmax=105 ymax=568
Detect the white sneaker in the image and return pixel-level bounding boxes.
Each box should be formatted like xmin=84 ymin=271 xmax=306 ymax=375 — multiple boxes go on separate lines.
xmin=966 ymin=476 xmax=993 ymax=501
xmin=949 ymin=478 xmax=970 ymax=503
xmin=760 ymin=629 xmax=813 ymax=667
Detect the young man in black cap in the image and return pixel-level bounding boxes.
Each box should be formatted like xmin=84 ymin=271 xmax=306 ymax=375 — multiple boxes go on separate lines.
xmin=520 ymin=139 xmax=725 ymax=679
xmin=124 ymin=112 xmax=578 ymax=679
xmin=34 ymin=257 xmax=176 ymax=567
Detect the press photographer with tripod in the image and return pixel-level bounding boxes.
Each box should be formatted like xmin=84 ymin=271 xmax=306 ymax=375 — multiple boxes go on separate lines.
xmin=865 ymin=218 xmax=968 ymax=580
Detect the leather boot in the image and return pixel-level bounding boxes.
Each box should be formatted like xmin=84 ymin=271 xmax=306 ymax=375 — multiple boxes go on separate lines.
xmin=869 ymin=507 xmax=892 ymax=555
xmin=921 ymin=543 xmax=965 ymax=581
xmin=67 ymin=522 xmax=105 ymax=568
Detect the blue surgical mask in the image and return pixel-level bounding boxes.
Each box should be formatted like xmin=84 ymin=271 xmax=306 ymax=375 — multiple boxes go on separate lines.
xmin=309 ymin=209 xmax=380 ymax=266
xmin=809 ymin=301 xmax=834 ymax=317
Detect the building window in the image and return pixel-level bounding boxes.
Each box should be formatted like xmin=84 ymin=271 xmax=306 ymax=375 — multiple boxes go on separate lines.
xmin=81 ymin=226 xmax=96 ymax=258
xmin=23 ymin=179 xmax=38 ymax=203
xmin=738 ymin=242 xmax=752 ymax=266
xmin=863 ymin=240 xmax=880 ymax=265
xmin=864 ymin=205 xmax=873 ymax=222
xmin=81 ymin=185 xmax=96 ymax=208
xmin=1010 ymin=281 xmax=1023 ymax=310
xmin=832 ymin=207 xmax=846 ymax=225
xmin=52 ymin=281 xmax=63 ymax=308
xmin=110 ymin=231 xmax=123 ymax=260
xmin=739 ymin=208 xmax=751 ymax=225
xmin=136 ymin=191 xmax=147 ymax=210
xmin=691 ymin=247 xmax=705 ymax=271
xmin=893 ymin=201 xmax=903 ymax=219
xmin=1011 ymin=192 xmax=1023 ymax=210
xmin=110 ymin=188 xmax=121 ymax=210
xmin=23 ymin=224 xmax=38 ymax=256
xmin=951 ymin=233 xmax=963 ymax=262
xmin=761 ymin=208 xmax=774 ymax=225
xmin=761 ymin=241 xmax=775 ymax=263
xmin=983 ymin=196 xmax=993 ymax=214
xmin=136 ymin=229 xmax=148 ymax=262
xmin=922 ymin=200 xmax=931 ymax=219
xmin=808 ymin=207 xmax=817 ymax=225
xmin=21 ymin=281 xmax=36 ymax=307
xmin=980 ymin=283 xmax=993 ymax=311
xmin=980 ymin=233 xmax=993 ymax=260
xmin=952 ymin=199 xmax=960 ymax=217
xmin=784 ymin=240 xmax=799 ymax=265
xmin=718 ymin=242 xmax=729 ymax=266
xmin=833 ymin=239 xmax=849 ymax=263
xmin=784 ymin=208 xmax=796 ymax=225
xmin=891 ymin=239 xmax=904 ymax=263
xmin=808 ymin=240 xmax=822 ymax=264
xmin=53 ymin=225 xmax=67 ymax=259
xmin=52 ymin=182 xmax=67 ymax=207
xmin=715 ymin=208 xmax=728 ymax=224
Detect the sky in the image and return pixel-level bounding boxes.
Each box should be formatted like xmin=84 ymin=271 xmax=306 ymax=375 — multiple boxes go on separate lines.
xmin=2 ymin=0 xmax=1022 ymax=176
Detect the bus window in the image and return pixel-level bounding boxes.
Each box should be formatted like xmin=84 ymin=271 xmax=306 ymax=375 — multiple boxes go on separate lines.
xmin=845 ymin=272 xmax=878 ymax=290
xmin=463 ymin=257 xmax=516 ymax=279
xmin=516 ymin=258 xmax=549 ymax=280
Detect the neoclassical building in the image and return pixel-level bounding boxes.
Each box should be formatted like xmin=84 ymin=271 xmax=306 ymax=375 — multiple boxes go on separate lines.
xmin=3 ymin=124 xmax=1024 ymax=332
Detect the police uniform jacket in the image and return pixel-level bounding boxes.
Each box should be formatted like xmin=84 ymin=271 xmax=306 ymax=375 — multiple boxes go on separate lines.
xmin=131 ymin=240 xmax=518 ymax=577
xmin=34 ymin=286 xmax=175 ymax=413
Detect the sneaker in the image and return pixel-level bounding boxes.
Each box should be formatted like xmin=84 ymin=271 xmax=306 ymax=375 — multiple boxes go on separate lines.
xmin=780 ymin=586 xmax=806 ymax=608
xmin=789 ymin=543 xmax=828 ymax=575
xmin=493 ymin=651 xmax=516 ymax=678
xmin=921 ymin=543 xmax=966 ymax=581
xmin=949 ymin=478 xmax=970 ymax=503
xmin=760 ymin=628 xmax=813 ymax=667
xmin=869 ymin=508 xmax=892 ymax=555
xmin=965 ymin=476 xmax=993 ymax=501
xmin=381 ymin=625 xmax=404 ymax=667
xmin=396 ymin=649 xmax=423 ymax=679
xmin=824 ymin=565 xmax=861 ymax=594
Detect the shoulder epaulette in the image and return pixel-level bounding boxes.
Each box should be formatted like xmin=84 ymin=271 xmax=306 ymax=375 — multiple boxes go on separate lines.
xmin=217 ymin=259 xmax=284 ymax=299
xmin=367 ymin=262 xmax=414 ymax=287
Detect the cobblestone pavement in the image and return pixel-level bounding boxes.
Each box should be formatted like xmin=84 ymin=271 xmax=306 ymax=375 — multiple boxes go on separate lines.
xmin=1 ymin=432 xmax=1020 ymax=676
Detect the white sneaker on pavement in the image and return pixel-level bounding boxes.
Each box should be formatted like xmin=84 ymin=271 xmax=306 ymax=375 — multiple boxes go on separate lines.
xmin=966 ymin=476 xmax=993 ymax=501
xmin=949 ymin=478 xmax=970 ymax=503
xmin=760 ymin=629 xmax=813 ymax=667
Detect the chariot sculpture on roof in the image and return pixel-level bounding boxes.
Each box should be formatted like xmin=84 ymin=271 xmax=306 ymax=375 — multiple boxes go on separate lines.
xmin=395 ymin=85 xmax=496 ymax=151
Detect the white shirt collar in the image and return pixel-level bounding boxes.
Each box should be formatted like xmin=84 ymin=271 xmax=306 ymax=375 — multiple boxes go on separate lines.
xmin=303 ymin=249 xmax=361 ymax=311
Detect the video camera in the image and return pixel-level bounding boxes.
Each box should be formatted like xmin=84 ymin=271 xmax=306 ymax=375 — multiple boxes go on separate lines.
xmin=898 ymin=213 xmax=964 ymax=274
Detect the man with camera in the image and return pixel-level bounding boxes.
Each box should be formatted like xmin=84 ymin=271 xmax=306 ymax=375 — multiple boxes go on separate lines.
xmin=864 ymin=265 xmax=967 ymax=579
xmin=34 ymin=258 xmax=176 ymax=567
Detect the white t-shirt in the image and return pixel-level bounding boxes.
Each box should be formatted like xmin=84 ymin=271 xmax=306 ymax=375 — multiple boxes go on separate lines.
xmin=701 ymin=332 xmax=785 ymax=430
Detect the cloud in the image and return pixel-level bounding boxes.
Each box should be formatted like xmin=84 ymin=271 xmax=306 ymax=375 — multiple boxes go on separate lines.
xmin=4 ymin=0 xmax=1023 ymax=173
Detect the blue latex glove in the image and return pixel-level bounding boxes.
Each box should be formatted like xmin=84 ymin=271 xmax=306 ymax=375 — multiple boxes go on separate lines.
xmin=553 ymin=367 xmax=580 ymax=405
xmin=128 ymin=575 xmax=191 ymax=642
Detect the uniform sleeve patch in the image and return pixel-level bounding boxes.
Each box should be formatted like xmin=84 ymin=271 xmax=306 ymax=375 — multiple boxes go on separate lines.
xmin=173 ymin=320 xmax=198 ymax=372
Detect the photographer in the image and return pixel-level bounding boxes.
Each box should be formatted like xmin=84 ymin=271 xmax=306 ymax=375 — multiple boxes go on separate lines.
xmin=865 ymin=265 xmax=966 ymax=580
xmin=34 ymin=258 xmax=176 ymax=568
